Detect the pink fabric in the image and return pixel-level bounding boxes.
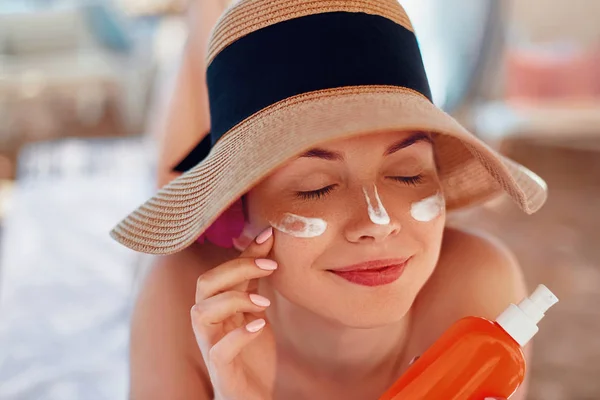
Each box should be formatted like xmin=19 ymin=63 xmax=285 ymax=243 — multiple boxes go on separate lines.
xmin=196 ymin=198 xmax=245 ymax=248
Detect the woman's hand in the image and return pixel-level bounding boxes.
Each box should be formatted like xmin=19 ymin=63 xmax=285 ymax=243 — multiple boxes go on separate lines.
xmin=191 ymin=227 xmax=277 ymax=400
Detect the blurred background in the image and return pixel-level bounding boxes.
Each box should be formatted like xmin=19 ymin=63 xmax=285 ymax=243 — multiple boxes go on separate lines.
xmin=0 ymin=0 xmax=598 ymax=399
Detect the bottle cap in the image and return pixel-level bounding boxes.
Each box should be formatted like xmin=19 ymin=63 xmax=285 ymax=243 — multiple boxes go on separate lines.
xmin=496 ymin=284 xmax=559 ymax=347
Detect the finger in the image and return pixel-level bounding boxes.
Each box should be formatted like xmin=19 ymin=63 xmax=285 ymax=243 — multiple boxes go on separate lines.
xmin=208 ymin=318 xmax=267 ymax=367
xmin=408 ymin=355 xmax=420 ymax=366
xmin=233 ymin=226 xmax=276 ymax=292
xmin=195 ymin=257 xmax=277 ymax=302
xmin=195 ymin=227 xmax=276 ymax=302
xmin=231 ymin=224 xmax=263 ymax=252
xmin=191 ymin=292 xmax=269 ymax=352
xmin=239 ymin=226 xmax=274 ymax=259
xmin=191 ymin=291 xmax=270 ymax=340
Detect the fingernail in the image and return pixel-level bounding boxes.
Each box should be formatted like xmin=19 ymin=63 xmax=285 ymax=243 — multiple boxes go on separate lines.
xmin=232 ymin=235 xmax=252 ymax=252
xmin=255 ymin=258 xmax=278 ymax=270
xmin=255 ymin=227 xmax=273 ymax=244
xmin=246 ymin=318 xmax=266 ymax=333
xmin=408 ymin=355 xmax=420 ymax=366
xmin=249 ymin=293 xmax=271 ymax=307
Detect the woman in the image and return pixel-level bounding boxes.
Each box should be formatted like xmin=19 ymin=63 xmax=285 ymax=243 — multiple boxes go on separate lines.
xmin=114 ymin=1 xmax=547 ymax=399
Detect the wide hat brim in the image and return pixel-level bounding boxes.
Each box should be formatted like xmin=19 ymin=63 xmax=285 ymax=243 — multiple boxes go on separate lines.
xmin=111 ymin=86 xmax=547 ymax=255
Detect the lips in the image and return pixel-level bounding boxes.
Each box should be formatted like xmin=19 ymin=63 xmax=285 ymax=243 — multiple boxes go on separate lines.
xmin=329 ymin=258 xmax=410 ymax=272
xmin=328 ymin=258 xmax=410 ymax=287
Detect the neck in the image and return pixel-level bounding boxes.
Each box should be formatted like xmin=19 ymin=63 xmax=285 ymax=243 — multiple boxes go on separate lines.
xmin=260 ymin=281 xmax=411 ymax=383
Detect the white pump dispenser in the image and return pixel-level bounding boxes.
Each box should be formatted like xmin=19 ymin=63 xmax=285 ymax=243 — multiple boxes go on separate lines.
xmin=495 ymin=284 xmax=559 ymax=346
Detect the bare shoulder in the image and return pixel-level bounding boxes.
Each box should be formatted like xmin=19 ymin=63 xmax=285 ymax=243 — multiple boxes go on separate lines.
xmin=142 ymin=241 xmax=231 ymax=295
xmin=408 ymin=228 xmax=532 ymax=399
xmin=430 ymin=226 xmax=527 ymax=318
xmin=412 ymin=227 xmax=528 ymax=346
xmin=129 ymin=243 xmax=236 ymax=399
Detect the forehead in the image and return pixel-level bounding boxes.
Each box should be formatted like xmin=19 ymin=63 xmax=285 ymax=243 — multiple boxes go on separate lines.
xmin=254 ymin=131 xmax=436 ymax=190
xmin=300 ymin=131 xmax=433 ymax=158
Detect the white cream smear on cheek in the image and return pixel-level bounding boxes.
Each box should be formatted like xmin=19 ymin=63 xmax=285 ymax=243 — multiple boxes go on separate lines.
xmin=410 ymin=192 xmax=446 ymax=222
xmin=362 ymin=184 xmax=391 ymax=225
xmin=271 ymin=213 xmax=327 ymax=238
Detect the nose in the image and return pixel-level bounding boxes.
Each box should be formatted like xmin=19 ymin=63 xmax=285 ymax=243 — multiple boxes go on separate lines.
xmin=344 ymin=186 xmax=401 ymax=243
xmin=345 ymin=218 xmax=401 ymax=243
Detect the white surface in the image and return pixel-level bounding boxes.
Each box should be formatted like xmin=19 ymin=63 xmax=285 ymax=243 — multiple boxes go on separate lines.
xmin=527 ymin=284 xmax=559 ymax=320
xmin=410 ymin=192 xmax=445 ymax=222
xmin=0 ymin=138 xmax=155 ymax=400
xmin=272 ymin=213 xmax=328 ymax=238
xmin=496 ymin=284 xmax=559 ymax=347
xmin=401 ymin=0 xmax=493 ymax=109
xmin=362 ymin=185 xmax=391 ymax=225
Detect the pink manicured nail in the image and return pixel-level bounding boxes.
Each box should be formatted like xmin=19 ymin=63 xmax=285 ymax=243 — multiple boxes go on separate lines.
xmin=246 ymin=318 xmax=266 ymax=333
xmin=255 ymin=258 xmax=277 ymax=270
xmin=249 ymin=294 xmax=271 ymax=307
xmin=255 ymin=227 xmax=273 ymax=244
xmin=409 ymin=355 xmax=420 ymax=366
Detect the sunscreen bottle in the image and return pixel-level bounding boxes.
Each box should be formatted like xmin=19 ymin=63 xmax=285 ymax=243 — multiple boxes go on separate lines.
xmin=379 ymin=284 xmax=559 ymax=400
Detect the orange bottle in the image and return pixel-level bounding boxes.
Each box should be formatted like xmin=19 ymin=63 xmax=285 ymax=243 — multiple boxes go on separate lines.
xmin=379 ymin=284 xmax=558 ymax=400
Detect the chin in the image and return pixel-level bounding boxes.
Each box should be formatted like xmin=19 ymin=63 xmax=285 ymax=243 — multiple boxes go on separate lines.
xmin=320 ymin=267 xmax=427 ymax=327
xmin=275 ymin=277 xmax=417 ymax=328
xmin=325 ymin=291 xmax=415 ymax=328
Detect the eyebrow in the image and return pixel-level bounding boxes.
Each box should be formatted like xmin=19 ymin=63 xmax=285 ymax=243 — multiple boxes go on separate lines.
xmin=299 ymin=132 xmax=433 ymax=161
xmin=383 ymin=132 xmax=433 ymax=155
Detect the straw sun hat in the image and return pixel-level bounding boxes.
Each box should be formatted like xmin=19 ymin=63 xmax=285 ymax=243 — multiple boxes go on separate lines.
xmin=111 ymin=0 xmax=547 ymax=255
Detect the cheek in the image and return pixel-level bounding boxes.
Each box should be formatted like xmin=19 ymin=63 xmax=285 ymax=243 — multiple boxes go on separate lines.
xmin=269 ymin=223 xmax=333 ymax=269
xmin=406 ymin=192 xmax=446 ymax=253
xmin=409 ymin=192 xmax=445 ymax=222
xmin=246 ymin=185 xmax=337 ymax=241
xmin=406 ymin=207 xmax=446 ymax=283
xmin=266 ymin=230 xmax=332 ymax=301
xmin=271 ymin=213 xmax=327 ymax=238
xmin=417 ymin=213 xmax=445 ymax=258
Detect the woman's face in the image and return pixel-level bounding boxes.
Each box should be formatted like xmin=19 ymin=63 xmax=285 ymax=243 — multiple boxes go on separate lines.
xmin=246 ymin=131 xmax=445 ymax=327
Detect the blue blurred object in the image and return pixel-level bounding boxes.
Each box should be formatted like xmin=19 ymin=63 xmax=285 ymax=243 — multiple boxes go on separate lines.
xmin=84 ymin=2 xmax=133 ymax=52
xmin=402 ymin=0 xmax=503 ymax=113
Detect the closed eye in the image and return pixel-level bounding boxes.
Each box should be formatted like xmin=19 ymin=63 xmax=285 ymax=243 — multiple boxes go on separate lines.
xmin=388 ymin=175 xmax=424 ymax=186
xmin=296 ymin=185 xmax=337 ymax=200
xmin=297 ymin=175 xmax=424 ymax=200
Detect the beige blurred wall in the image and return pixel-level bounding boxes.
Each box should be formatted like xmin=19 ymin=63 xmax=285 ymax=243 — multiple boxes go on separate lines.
xmin=467 ymin=0 xmax=600 ymax=105
xmin=510 ymin=0 xmax=600 ymax=44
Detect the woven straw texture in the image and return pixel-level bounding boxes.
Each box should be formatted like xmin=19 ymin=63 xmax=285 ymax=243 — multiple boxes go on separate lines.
xmin=111 ymin=86 xmax=547 ymax=254
xmin=111 ymin=0 xmax=547 ymax=254
xmin=207 ymin=0 xmax=413 ymax=64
